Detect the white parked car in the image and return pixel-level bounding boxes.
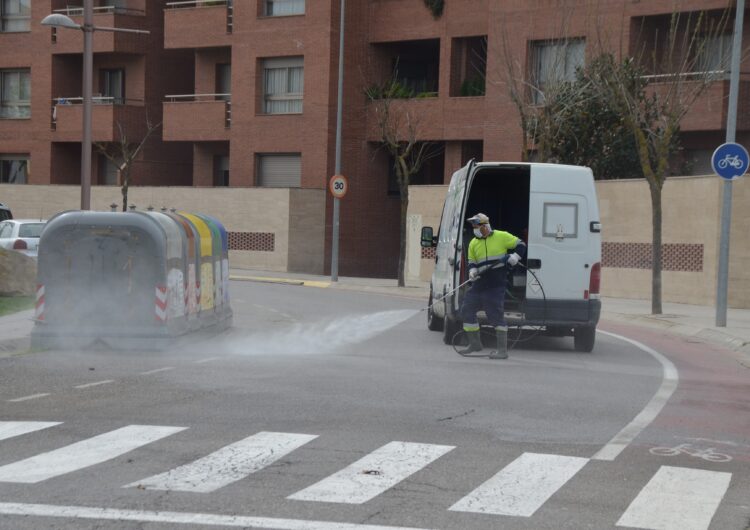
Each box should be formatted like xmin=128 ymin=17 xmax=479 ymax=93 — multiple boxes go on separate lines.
xmin=0 ymin=219 xmax=47 ymax=259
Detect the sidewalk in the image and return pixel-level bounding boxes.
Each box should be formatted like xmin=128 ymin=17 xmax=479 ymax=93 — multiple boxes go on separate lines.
xmin=1 ymin=270 xmax=748 ymax=365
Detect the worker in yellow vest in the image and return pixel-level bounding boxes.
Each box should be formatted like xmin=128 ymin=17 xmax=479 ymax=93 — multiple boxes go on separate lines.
xmin=459 ymin=213 xmax=526 ymax=359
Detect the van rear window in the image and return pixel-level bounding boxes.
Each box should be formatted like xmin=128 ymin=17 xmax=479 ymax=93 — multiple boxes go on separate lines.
xmin=19 ymin=223 xmax=45 ymax=238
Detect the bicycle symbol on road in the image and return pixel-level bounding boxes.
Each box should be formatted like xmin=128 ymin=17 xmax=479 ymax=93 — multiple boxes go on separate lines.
xmin=717 ymin=154 xmax=745 ymax=170
xmin=649 ymin=443 xmax=732 ymax=463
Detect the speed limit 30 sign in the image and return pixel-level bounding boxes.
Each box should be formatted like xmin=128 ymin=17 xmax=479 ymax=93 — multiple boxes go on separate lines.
xmin=329 ymin=174 xmax=348 ymax=199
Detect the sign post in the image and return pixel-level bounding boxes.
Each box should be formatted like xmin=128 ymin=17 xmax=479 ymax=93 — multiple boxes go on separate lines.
xmin=329 ymin=174 xmax=348 ymax=282
xmin=714 ymin=0 xmax=745 ymax=327
xmin=713 ymin=142 xmax=748 ymax=326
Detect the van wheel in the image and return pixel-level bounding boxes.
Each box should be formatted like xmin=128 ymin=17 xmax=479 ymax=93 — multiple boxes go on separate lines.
xmin=574 ymin=326 xmax=596 ymax=352
xmin=427 ymin=289 xmax=444 ymax=332
xmin=443 ymin=315 xmax=461 ymax=345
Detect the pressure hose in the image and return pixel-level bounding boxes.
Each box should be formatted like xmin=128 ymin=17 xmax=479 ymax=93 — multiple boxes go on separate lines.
xmin=447 ymin=263 xmax=548 ymax=357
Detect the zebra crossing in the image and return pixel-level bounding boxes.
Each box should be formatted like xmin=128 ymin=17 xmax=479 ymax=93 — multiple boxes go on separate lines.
xmin=0 ymin=421 xmax=733 ymax=529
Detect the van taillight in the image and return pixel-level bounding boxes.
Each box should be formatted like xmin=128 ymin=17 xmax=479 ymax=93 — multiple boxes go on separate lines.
xmin=588 ymin=262 xmax=601 ymax=299
xmin=13 ymin=239 xmax=27 ymax=250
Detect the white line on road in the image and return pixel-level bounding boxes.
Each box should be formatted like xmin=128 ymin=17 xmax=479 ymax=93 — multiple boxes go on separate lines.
xmin=0 ymin=502 xmax=432 ymax=530
xmin=592 ymin=331 xmax=679 ymax=461
xmin=617 ymin=466 xmax=732 ymax=530
xmin=0 ymin=425 xmax=186 ymax=483
xmin=449 ymin=452 xmax=589 ymax=516
xmin=127 ymin=431 xmax=318 ymax=493
xmin=193 ymin=357 xmax=220 ymax=364
xmin=74 ymin=380 xmax=114 ymax=389
xmin=7 ymin=393 xmax=51 ymax=403
xmin=139 ymin=367 xmax=174 ymax=375
xmin=288 ymin=441 xmax=454 ymax=504
xmin=0 ymin=421 xmax=60 ymax=441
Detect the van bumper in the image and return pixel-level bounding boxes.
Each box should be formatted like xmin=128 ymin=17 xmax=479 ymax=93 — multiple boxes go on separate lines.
xmin=510 ymin=299 xmax=601 ymax=328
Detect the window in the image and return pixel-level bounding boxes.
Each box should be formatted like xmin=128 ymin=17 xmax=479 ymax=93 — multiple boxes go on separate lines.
xmin=257 ymin=154 xmax=301 ymax=187
xmin=1 ymin=0 xmax=30 ymax=32
xmin=100 ymin=69 xmax=125 ymax=105
xmin=0 ymin=69 xmax=30 ymax=118
xmin=531 ymin=39 xmax=585 ymax=104
xmin=696 ymin=33 xmax=731 ymax=73
xmin=264 ymin=0 xmax=304 ymax=16
xmin=0 ymin=222 xmax=11 ymax=238
xmin=213 ymin=155 xmax=229 ymax=186
xmin=0 ymin=154 xmax=28 ymax=183
xmin=263 ymin=57 xmax=303 ymax=114
xmin=98 ymin=155 xmax=119 ymax=185
xmin=216 ymin=63 xmax=231 ymax=101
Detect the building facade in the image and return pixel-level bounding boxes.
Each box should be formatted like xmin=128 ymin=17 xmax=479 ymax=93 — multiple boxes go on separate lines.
xmin=0 ymin=0 xmax=747 ymax=277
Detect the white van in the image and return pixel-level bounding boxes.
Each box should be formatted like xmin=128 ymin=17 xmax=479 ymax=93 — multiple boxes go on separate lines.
xmin=420 ymin=161 xmax=602 ymax=352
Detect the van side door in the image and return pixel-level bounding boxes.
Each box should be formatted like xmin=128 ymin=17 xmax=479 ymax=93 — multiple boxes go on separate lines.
xmin=527 ymin=166 xmax=593 ymax=302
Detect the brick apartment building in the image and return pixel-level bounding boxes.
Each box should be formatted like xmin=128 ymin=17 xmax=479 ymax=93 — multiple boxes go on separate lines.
xmin=0 ymin=0 xmax=747 ymax=277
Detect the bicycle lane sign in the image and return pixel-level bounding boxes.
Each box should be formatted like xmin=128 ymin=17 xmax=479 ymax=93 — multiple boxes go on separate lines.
xmin=712 ymin=142 xmax=749 ymax=181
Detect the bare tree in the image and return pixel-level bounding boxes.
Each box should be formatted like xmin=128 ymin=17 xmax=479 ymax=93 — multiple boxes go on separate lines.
xmin=95 ymin=119 xmax=161 ymax=212
xmin=590 ymin=10 xmax=731 ymax=314
xmin=368 ymin=81 xmax=441 ymax=286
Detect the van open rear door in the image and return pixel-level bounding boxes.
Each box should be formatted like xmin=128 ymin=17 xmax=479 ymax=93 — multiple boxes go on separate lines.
xmin=434 ymin=161 xmax=473 ymax=316
xmin=527 ymin=165 xmax=598 ymax=308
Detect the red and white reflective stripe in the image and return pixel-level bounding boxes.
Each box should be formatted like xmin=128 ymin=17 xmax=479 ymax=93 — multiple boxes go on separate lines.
xmin=35 ymin=284 xmax=45 ymax=321
xmin=155 ymin=286 xmax=168 ymax=323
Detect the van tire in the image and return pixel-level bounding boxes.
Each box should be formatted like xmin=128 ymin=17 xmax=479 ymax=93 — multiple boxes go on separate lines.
xmin=574 ymin=326 xmax=596 ymax=352
xmin=443 ymin=315 xmax=461 ymax=345
xmin=427 ymin=289 xmax=444 ymax=331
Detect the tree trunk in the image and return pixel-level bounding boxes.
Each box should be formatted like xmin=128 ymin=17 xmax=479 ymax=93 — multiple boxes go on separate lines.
xmin=649 ymin=180 xmax=663 ymax=314
xmin=397 ymin=182 xmax=409 ymax=288
xmin=121 ymin=170 xmax=130 ymax=212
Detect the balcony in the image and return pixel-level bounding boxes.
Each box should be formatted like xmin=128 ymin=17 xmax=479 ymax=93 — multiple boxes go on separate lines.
xmin=368 ymin=0 xmax=487 ymax=42
xmin=48 ymin=6 xmax=149 ymax=54
xmin=164 ymin=1 xmax=233 ymax=49
xmin=163 ymin=94 xmax=231 ymax=141
xmin=51 ymin=97 xmax=148 ymax=142
xmin=366 ymin=97 xmax=486 ymax=142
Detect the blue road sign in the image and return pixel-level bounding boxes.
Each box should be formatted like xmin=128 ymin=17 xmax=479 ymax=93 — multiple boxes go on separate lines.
xmin=712 ymin=142 xmax=749 ymax=180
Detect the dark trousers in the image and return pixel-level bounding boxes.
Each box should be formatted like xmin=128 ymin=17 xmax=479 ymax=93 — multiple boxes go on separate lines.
xmin=460 ymin=284 xmax=507 ymax=328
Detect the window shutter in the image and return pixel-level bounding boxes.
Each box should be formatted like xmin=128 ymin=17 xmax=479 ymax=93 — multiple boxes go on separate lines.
xmin=259 ymin=154 xmax=301 ymax=187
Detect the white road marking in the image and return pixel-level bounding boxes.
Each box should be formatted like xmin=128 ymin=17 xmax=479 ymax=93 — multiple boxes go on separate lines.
xmin=617 ymin=466 xmax=732 ymax=530
xmin=449 ymin=452 xmax=588 ymax=516
xmin=0 ymin=421 xmax=60 ymax=441
xmin=74 ymin=380 xmax=114 ymax=389
xmin=127 ymin=431 xmax=318 ymax=493
xmin=0 ymin=425 xmax=186 ymax=483
xmin=592 ymin=331 xmax=679 ymax=461
xmin=288 ymin=441 xmax=454 ymax=504
xmin=193 ymin=357 xmax=220 ymax=364
xmin=7 ymin=393 xmax=51 ymax=402
xmin=139 ymin=367 xmax=174 ymax=375
xmin=0 ymin=502 xmax=431 ymax=530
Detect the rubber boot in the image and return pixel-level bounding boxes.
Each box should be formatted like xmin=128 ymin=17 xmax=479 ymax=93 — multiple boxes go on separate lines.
xmin=489 ymin=326 xmax=508 ymax=359
xmin=458 ymin=330 xmax=483 ymax=355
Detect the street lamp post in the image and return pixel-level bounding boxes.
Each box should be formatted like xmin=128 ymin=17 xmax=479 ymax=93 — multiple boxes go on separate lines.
xmin=41 ymin=0 xmax=149 ymax=211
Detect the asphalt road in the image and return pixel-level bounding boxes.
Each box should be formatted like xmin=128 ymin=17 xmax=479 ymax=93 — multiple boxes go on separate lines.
xmin=0 ymin=279 xmax=748 ymax=529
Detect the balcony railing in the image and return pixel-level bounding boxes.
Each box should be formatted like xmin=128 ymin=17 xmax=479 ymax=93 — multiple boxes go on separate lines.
xmin=52 ymin=6 xmax=145 ymax=16
xmin=165 ymin=0 xmax=233 ymax=33
xmin=164 ymin=93 xmax=232 ymax=129
xmin=51 ymin=97 xmax=143 ymax=130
